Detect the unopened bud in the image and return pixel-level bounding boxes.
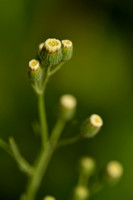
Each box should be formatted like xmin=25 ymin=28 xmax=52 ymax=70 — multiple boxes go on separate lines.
xmin=80 ymin=157 xmax=96 ymax=176
xmin=59 ymin=94 xmax=77 ymax=120
xmin=81 ymin=114 xmax=103 ymax=138
xmin=62 ymin=39 xmax=73 ymax=61
xmin=103 ymin=161 xmax=123 ymax=185
xmin=39 ymin=38 xmax=62 ymax=67
xmin=43 ymin=196 xmax=55 ymax=200
xmin=73 ymin=186 xmax=89 ymax=200
xmin=28 ymin=59 xmax=42 ymax=82
xmin=39 ymin=42 xmax=44 ymax=52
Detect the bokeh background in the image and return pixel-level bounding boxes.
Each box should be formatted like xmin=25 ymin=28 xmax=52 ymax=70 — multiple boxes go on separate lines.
xmin=0 ymin=0 xmax=133 ymax=199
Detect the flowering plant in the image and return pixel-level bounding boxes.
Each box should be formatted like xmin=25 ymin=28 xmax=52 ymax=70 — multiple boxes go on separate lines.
xmin=0 ymin=38 xmax=123 ymax=200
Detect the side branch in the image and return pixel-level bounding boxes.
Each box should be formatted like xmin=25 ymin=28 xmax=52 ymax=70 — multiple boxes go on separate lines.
xmin=9 ymin=137 xmax=34 ymax=176
xmin=0 ymin=138 xmax=13 ymax=156
xmin=57 ymin=134 xmax=82 ymax=148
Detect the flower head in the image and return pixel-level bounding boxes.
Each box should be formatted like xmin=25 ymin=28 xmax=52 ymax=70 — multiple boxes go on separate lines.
xmin=81 ymin=114 xmax=103 ymax=138
xmin=29 ymin=59 xmax=40 ymax=71
xmin=44 ymin=38 xmax=61 ymax=53
xmin=106 ymin=161 xmax=123 ymax=180
xmin=60 ymin=94 xmax=77 ymax=110
xmin=80 ymin=157 xmax=96 ymax=175
xmin=89 ymin=114 xmax=103 ymax=128
xmin=62 ymin=40 xmax=73 ymax=48
xmin=62 ymin=39 xmax=73 ymax=61
xmin=43 ymin=196 xmax=55 ymax=200
xmin=73 ymin=186 xmax=89 ymax=200
xmin=59 ymin=94 xmax=77 ymax=120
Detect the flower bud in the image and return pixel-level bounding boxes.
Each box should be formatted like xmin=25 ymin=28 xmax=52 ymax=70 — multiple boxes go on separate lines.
xmin=39 ymin=42 xmax=44 ymax=52
xmin=81 ymin=114 xmax=103 ymax=138
xmin=103 ymin=161 xmax=123 ymax=185
xmin=79 ymin=157 xmax=96 ymax=176
xmin=43 ymin=196 xmax=55 ymax=200
xmin=39 ymin=38 xmax=62 ymax=67
xmin=28 ymin=59 xmax=42 ymax=82
xmin=73 ymin=186 xmax=89 ymax=200
xmin=59 ymin=94 xmax=77 ymax=120
xmin=62 ymin=39 xmax=73 ymax=61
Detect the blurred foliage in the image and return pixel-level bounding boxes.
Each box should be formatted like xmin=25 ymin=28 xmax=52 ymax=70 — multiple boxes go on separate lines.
xmin=0 ymin=0 xmax=133 ymax=199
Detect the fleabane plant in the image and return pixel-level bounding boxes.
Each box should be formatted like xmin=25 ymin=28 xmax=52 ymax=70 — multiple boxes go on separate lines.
xmin=0 ymin=38 xmax=123 ymax=200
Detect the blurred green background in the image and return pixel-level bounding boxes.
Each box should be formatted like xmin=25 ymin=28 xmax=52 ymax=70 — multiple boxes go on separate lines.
xmin=0 ymin=0 xmax=133 ymax=199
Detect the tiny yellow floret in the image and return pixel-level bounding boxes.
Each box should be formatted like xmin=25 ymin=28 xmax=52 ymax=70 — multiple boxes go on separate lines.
xmin=29 ymin=59 xmax=40 ymax=71
xmin=44 ymin=38 xmax=61 ymax=53
xmin=43 ymin=196 xmax=55 ymax=200
xmin=62 ymin=40 xmax=73 ymax=48
xmin=80 ymin=157 xmax=95 ymax=173
xmin=60 ymin=94 xmax=77 ymax=110
xmin=74 ymin=186 xmax=89 ymax=199
xmin=107 ymin=161 xmax=123 ymax=179
xmin=89 ymin=114 xmax=103 ymax=128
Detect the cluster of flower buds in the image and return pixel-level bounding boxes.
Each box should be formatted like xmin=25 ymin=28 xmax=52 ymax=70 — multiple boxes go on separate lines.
xmin=72 ymin=156 xmax=123 ymax=199
xmin=28 ymin=38 xmax=73 ymax=84
xmin=39 ymin=38 xmax=73 ymax=67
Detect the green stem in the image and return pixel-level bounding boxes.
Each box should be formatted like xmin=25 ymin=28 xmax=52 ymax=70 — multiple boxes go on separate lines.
xmin=57 ymin=134 xmax=81 ymax=148
xmin=90 ymin=181 xmax=103 ymax=196
xmin=9 ymin=137 xmax=34 ymax=176
xmin=49 ymin=62 xmax=65 ymax=76
xmin=77 ymin=172 xmax=89 ymax=187
xmin=26 ymin=143 xmax=54 ymax=200
xmin=38 ymin=93 xmax=48 ymax=147
xmin=50 ymin=119 xmax=66 ymax=146
xmin=25 ymin=119 xmax=66 ymax=200
xmin=0 ymin=138 xmax=13 ymax=156
xmin=25 ymin=65 xmax=67 ymax=200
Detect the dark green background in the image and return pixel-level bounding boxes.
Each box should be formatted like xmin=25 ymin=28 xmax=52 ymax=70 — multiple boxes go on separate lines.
xmin=0 ymin=0 xmax=133 ymax=199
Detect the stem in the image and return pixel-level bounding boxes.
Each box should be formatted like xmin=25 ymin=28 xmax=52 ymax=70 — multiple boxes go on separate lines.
xmin=57 ymin=134 xmax=81 ymax=148
xmin=38 ymin=93 xmax=48 ymax=147
xmin=49 ymin=62 xmax=65 ymax=76
xmin=9 ymin=137 xmax=34 ymax=176
xmin=78 ymin=172 xmax=89 ymax=187
xmin=50 ymin=119 xmax=66 ymax=146
xmin=26 ymin=143 xmax=54 ymax=200
xmin=25 ymin=64 xmax=67 ymax=200
xmin=25 ymin=119 xmax=66 ymax=200
xmin=90 ymin=181 xmax=103 ymax=196
xmin=0 ymin=138 xmax=13 ymax=156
